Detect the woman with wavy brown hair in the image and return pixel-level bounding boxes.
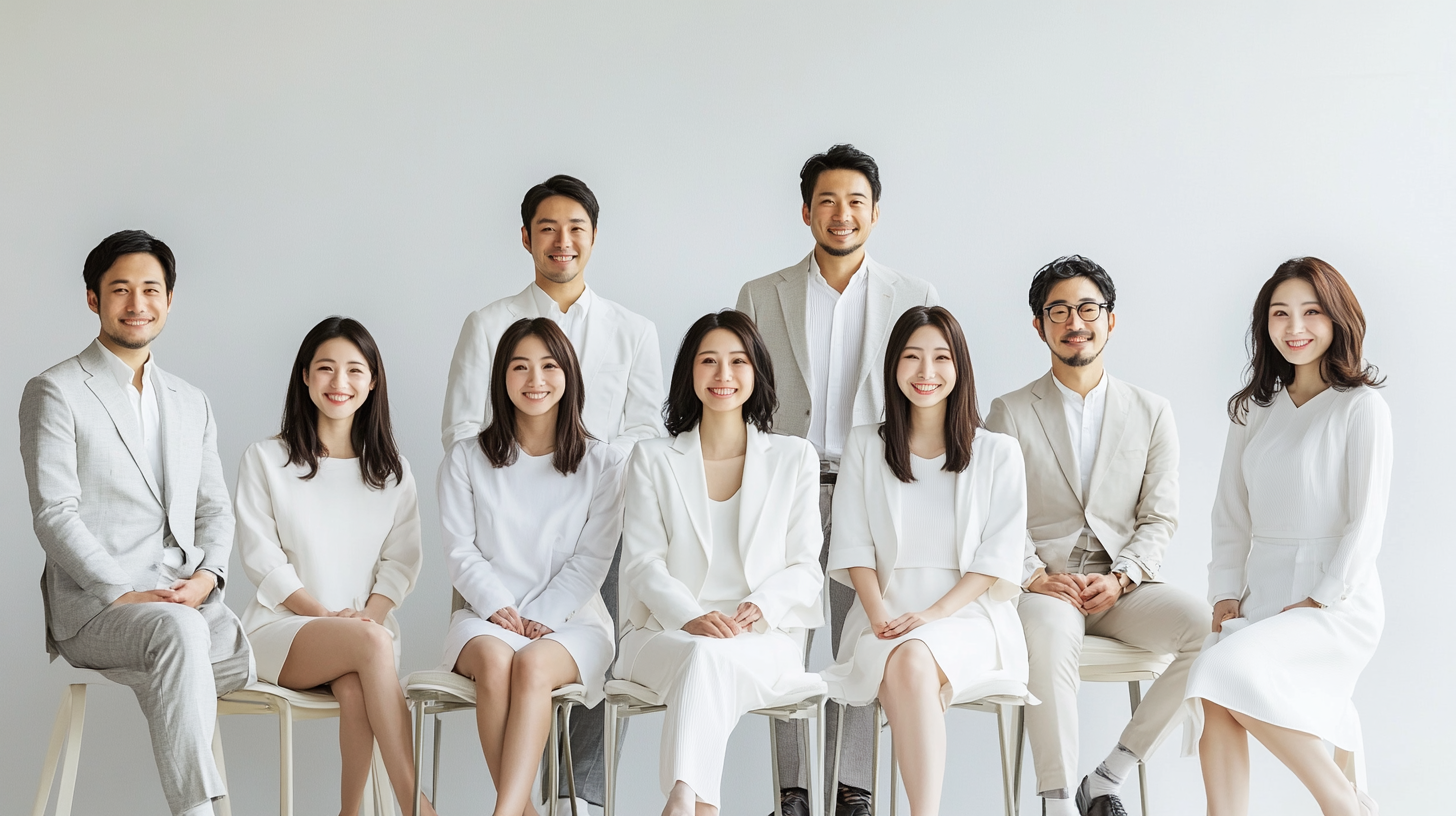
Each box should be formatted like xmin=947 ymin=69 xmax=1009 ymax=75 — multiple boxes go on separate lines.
xmin=1183 ymin=258 xmax=1389 ymax=816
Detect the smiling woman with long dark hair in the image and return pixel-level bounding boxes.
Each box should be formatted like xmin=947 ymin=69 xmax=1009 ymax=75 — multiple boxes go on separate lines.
xmin=1185 ymin=258 xmax=1389 ymax=816
xmin=234 ymin=316 xmax=436 ymax=816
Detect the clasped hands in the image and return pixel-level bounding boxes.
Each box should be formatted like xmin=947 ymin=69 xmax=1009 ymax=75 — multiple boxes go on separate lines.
xmin=1210 ymin=597 xmax=1321 ymax=633
xmin=1029 ymin=571 xmax=1128 ymax=615
xmin=111 ymin=570 xmax=218 ymax=609
xmin=683 ymin=602 xmax=762 ymax=638
xmin=868 ymin=603 xmax=946 ymax=640
xmin=489 ymin=606 xmax=554 ymax=640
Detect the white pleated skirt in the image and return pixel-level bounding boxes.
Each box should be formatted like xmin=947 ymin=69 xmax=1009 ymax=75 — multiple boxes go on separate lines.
xmin=440 ymin=594 xmax=616 ymax=706
xmin=615 ymin=625 xmax=824 ymax=807
xmin=1183 ymin=537 xmax=1384 ymax=753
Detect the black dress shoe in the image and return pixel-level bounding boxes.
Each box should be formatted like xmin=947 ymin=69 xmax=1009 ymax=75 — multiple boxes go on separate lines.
xmin=1075 ymin=775 xmax=1129 ymax=816
xmin=770 ymin=787 xmax=810 ymax=816
xmin=835 ymin=784 xmax=872 ymax=816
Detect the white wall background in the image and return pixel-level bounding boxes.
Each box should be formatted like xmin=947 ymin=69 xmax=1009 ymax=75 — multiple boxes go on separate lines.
xmin=3 ymin=2 xmax=1451 ymax=814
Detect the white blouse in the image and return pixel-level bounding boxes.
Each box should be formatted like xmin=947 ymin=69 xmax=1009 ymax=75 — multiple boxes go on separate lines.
xmin=895 ymin=454 xmax=959 ymax=569
xmin=236 ymin=438 xmax=422 ymax=635
xmin=438 ymin=438 xmax=626 ymax=628
xmin=700 ymin=492 xmax=750 ymax=614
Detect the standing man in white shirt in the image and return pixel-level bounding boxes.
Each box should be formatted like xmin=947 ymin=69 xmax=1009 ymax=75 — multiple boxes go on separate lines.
xmin=441 ymin=174 xmax=664 ymax=812
xmin=983 ymin=256 xmax=1207 ymax=816
xmin=20 ymin=230 xmax=253 ymax=816
xmin=736 ymin=145 xmax=938 ymax=816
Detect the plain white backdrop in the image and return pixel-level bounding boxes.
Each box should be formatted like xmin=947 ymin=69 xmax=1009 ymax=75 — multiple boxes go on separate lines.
xmin=3 ymin=2 xmax=1452 ymax=814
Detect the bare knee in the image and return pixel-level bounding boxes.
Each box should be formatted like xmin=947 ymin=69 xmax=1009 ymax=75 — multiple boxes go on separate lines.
xmin=509 ymin=649 xmax=557 ymax=695
xmin=332 ymin=672 xmax=364 ymax=708
xmin=457 ymin=637 xmax=513 ymax=690
xmin=356 ymin=621 xmax=396 ymax=664
xmin=883 ymin=641 xmax=938 ymax=693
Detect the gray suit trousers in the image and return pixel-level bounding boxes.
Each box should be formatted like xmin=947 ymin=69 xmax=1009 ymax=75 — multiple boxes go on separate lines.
xmin=55 ymin=597 xmax=253 ymax=816
xmin=774 ymin=483 xmax=876 ymax=797
xmin=551 ymin=539 xmax=626 ymax=804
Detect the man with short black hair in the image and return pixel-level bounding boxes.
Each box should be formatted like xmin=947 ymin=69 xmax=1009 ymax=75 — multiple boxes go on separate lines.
xmin=21 ymin=230 xmax=254 ymax=816
xmin=442 ymin=174 xmax=663 ymax=811
xmin=737 ymin=145 xmax=938 ymax=816
xmin=985 ymin=256 xmax=1207 ymax=816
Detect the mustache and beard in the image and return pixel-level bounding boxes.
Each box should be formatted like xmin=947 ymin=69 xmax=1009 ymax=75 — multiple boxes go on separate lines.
xmin=1051 ymin=329 xmax=1102 ymax=367
xmin=817 ymin=222 xmax=863 ymax=257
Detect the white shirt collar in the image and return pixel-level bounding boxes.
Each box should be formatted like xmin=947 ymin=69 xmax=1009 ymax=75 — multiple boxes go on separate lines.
xmin=95 ymin=339 xmax=155 ymax=394
xmin=1051 ymin=370 xmax=1107 ymax=406
xmin=807 ymin=252 xmax=870 ymax=295
xmin=530 ymin=281 xmax=593 ymax=319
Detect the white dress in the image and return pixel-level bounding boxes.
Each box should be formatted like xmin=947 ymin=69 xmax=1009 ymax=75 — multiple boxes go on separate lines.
xmin=437 ymin=438 xmax=626 ymax=706
xmin=235 ymin=439 xmax=422 ymax=684
xmin=822 ymin=448 xmax=1032 ymax=709
xmin=1183 ymin=387 xmax=1391 ymax=753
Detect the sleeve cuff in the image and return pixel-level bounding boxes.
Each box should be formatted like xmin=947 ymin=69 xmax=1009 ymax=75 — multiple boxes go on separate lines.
xmin=1310 ymin=575 xmax=1347 ymax=608
xmin=1111 ymin=558 xmax=1145 ymax=586
xmin=369 ymin=574 xmax=410 ymax=609
xmin=93 ymin=582 xmax=134 ymax=606
xmin=255 ymin=564 xmax=306 ymax=611
xmin=655 ymin=600 xmax=706 ymax=634
xmin=826 ymin=545 xmax=876 ymax=573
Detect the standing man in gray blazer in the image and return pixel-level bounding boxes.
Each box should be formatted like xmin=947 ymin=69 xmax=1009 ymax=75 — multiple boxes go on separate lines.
xmin=20 ymin=230 xmax=253 ymax=816
xmin=984 ymin=256 xmax=1207 ymax=816
xmin=736 ymin=144 xmax=938 ymax=816
xmin=441 ymin=175 xmax=663 ymax=813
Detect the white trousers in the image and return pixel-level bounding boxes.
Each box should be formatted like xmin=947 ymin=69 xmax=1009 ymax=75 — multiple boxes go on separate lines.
xmin=617 ymin=627 xmax=812 ymax=807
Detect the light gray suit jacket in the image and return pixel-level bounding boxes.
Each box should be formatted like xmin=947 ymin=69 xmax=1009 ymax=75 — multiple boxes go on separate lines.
xmin=735 ymin=253 xmax=939 ymax=441
xmin=20 ymin=340 xmax=234 ymax=652
xmin=984 ymin=372 xmax=1179 ymax=583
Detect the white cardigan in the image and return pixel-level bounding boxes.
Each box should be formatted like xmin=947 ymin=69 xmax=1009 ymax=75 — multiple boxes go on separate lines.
xmin=620 ymin=425 xmax=825 ymax=634
xmin=827 ymin=425 xmax=1030 ymax=674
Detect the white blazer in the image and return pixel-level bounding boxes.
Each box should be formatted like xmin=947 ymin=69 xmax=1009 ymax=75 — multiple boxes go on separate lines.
xmin=827 ymin=424 xmax=1030 ymax=676
xmin=440 ymin=283 xmax=664 ymax=454
xmin=620 ymin=425 xmax=825 ymax=634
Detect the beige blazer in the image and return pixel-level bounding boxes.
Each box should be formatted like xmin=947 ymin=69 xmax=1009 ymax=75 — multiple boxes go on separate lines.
xmin=619 ymin=425 xmax=825 ymax=634
xmin=735 ymin=253 xmax=939 ymax=441
xmin=20 ymin=340 xmax=234 ymax=650
xmin=984 ymin=372 xmax=1179 ymax=582
xmin=440 ymin=283 xmax=664 ymax=454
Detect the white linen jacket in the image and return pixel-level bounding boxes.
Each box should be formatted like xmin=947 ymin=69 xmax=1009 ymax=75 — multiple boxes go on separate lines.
xmin=620 ymin=425 xmax=825 ymax=634
xmin=735 ymin=253 xmax=939 ymax=441
xmin=826 ymin=424 xmax=1030 ymax=679
xmin=440 ymin=283 xmax=664 ymax=454
xmin=984 ymin=372 xmax=1179 ymax=583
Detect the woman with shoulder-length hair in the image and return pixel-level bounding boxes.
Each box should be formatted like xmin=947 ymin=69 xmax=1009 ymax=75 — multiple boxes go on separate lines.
xmin=1184 ymin=258 xmax=1389 ymax=816
xmin=235 ymin=316 xmax=437 ymax=816
xmin=438 ymin=317 xmax=625 ymax=816
xmin=617 ymin=309 xmax=825 ymax=816
xmin=820 ymin=306 xmax=1033 ymax=816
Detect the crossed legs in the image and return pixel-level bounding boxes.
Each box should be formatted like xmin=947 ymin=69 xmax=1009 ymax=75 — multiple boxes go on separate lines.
xmin=277 ymin=618 xmax=436 ymax=816
xmin=878 ymin=640 xmax=950 ymax=816
xmin=1199 ymin=700 xmax=1363 ymax=816
xmin=454 ymin=634 xmax=581 ymax=816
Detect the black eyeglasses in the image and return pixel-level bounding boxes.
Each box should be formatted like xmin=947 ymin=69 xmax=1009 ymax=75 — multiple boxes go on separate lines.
xmin=1042 ymin=302 xmax=1110 ymax=324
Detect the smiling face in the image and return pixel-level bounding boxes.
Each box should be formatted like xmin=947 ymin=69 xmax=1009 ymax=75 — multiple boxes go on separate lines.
xmin=1034 ymin=276 xmax=1116 ymax=368
xmin=303 ymin=337 xmax=374 ymax=422
xmin=693 ymin=327 xmax=755 ymax=416
xmin=1267 ymin=277 xmax=1332 ymax=367
xmin=87 ymin=253 xmax=172 ymax=351
xmin=505 ymin=333 xmax=567 ymax=419
xmin=896 ymin=324 xmax=957 ymax=409
xmin=802 ymin=168 xmax=879 ymax=258
xmin=521 ymin=195 xmax=595 ymax=285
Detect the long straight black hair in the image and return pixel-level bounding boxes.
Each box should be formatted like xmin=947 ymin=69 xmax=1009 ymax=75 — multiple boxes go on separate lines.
xmin=880 ymin=306 xmax=982 ymax=483
xmin=280 ymin=316 xmax=403 ymax=489
xmin=479 ymin=318 xmax=591 ymax=475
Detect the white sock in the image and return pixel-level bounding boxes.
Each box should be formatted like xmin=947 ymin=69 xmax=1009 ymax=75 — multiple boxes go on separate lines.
xmin=1043 ymin=794 xmax=1079 ymax=816
xmin=1086 ymin=743 xmax=1140 ymax=798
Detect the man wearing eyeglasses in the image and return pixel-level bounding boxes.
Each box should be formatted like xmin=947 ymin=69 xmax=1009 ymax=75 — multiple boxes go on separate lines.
xmin=984 ymin=256 xmax=1207 ymax=816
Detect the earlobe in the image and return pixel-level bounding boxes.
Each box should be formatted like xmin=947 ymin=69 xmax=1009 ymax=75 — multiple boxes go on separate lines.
xmin=1032 ymin=316 xmax=1044 ymax=340
xmin=801 ymin=203 xmax=811 ymax=226
xmin=521 ymin=226 xmax=531 ymax=252
xmin=86 ymin=290 xmax=99 ymax=315
xmin=872 ymin=203 xmax=880 ymax=225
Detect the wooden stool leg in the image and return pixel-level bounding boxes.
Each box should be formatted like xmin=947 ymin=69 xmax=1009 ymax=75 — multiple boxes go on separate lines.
xmin=1128 ymin=681 xmax=1149 ymax=816
xmin=56 ymin=684 xmax=87 ymax=816
xmin=561 ymin=704 xmax=578 ymax=815
xmin=33 ymin=684 xmax=86 ymax=816
xmin=276 ymin=698 xmax=295 ymax=816
xmin=411 ymin=702 xmax=426 ymax=816
xmin=603 ymin=703 xmax=618 ymax=816
xmin=811 ymin=701 xmax=826 ymax=816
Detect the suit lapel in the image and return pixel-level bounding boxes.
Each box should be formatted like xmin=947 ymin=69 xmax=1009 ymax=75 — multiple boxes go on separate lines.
xmin=773 ymin=257 xmax=813 ymax=399
xmin=576 ymin=294 xmax=606 ymax=397
xmin=854 ymin=261 xmax=896 ymax=399
xmin=154 ymin=367 xmax=182 ymax=513
xmin=735 ymin=427 xmax=773 ymax=565
xmin=953 ymin=455 xmax=975 ymax=569
xmin=667 ymin=429 xmax=713 ymax=561
xmin=877 ymin=443 xmax=903 ymax=567
xmin=1029 ymin=373 xmax=1083 ymax=505
xmin=1087 ymin=375 xmax=1128 ymax=501
xmin=79 ymin=345 xmax=163 ymax=506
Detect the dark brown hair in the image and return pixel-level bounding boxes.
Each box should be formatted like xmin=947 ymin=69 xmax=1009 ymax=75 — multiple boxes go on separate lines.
xmin=1228 ymin=257 xmax=1384 ymax=424
xmin=880 ymin=306 xmax=982 ymax=483
xmin=280 ymin=316 xmax=403 ymax=489
xmin=664 ymin=310 xmax=777 ymax=436
xmin=479 ymin=318 xmax=591 ymax=474
xmin=521 ymin=174 xmax=600 ymax=229
xmin=83 ymin=229 xmax=176 ymax=294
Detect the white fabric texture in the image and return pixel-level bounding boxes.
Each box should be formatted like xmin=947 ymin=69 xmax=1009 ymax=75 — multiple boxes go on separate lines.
xmin=805 ymin=253 xmax=868 ymax=460
xmin=234 ymin=438 xmax=423 ymax=684
xmin=700 ymin=492 xmax=750 ymax=614
xmin=893 ymin=454 xmax=958 ymax=570
xmin=528 ymin=281 xmax=592 ymax=351
xmin=821 ymin=424 xmax=1033 ymax=708
xmin=1183 ymin=386 xmax=1391 ymax=752
xmin=438 ymin=438 xmax=626 ymax=704
xmin=441 ymin=282 xmax=664 ymax=455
